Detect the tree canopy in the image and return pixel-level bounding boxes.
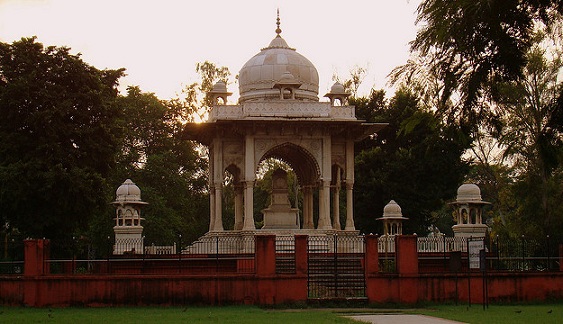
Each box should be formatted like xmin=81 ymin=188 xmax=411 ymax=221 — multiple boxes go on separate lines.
xmin=0 ymin=37 xmax=124 ymax=240
xmin=353 ymin=88 xmax=469 ymax=235
xmin=406 ymin=0 xmax=563 ymax=130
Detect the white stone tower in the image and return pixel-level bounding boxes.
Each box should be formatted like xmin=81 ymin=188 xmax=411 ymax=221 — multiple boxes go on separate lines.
xmin=377 ymin=200 xmax=408 ymax=235
xmin=112 ymin=179 xmax=147 ymax=254
xmin=450 ymin=183 xmax=490 ymax=238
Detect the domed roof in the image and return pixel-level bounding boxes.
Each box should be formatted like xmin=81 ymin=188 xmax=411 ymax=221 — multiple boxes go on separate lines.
xmin=329 ymin=82 xmax=347 ymax=95
xmin=378 ymin=200 xmax=408 ymax=220
xmin=238 ymin=16 xmax=319 ymax=103
xmin=456 ymin=183 xmax=482 ymax=203
xmin=114 ymin=179 xmax=147 ymax=204
xmin=211 ymin=80 xmax=228 ymax=93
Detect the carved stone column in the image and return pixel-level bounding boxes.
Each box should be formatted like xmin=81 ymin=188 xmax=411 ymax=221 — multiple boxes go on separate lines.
xmin=302 ymin=186 xmax=314 ymax=229
xmin=345 ymin=139 xmax=355 ymax=231
xmin=213 ymin=183 xmax=224 ymax=232
xmin=345 ymin=181 xmax=355 ymax=230
xmin=332 ymin=181 xmax=341 ymax=230
xmin=318 ymin=180 xmax=332 ymax=230
xmin=234 ymin=184 xmax=244 ymax=230
xmin=243 ymin=180 xmax=256 ymax=230
xmin=243 ymin=135 xmax=256 ymax=231
xmin=209 ymin=184 xmax=216 ymax=232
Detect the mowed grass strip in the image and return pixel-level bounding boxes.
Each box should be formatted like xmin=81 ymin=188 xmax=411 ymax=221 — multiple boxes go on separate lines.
xmin=417 ymin=303 xmax=563 ymax=324
xmin=0 ymin=306 xmax=360 ymax=324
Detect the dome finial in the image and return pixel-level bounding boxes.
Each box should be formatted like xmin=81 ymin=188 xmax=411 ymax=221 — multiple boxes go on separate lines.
xmin=275 ymin=8 xmax=282 ymax=36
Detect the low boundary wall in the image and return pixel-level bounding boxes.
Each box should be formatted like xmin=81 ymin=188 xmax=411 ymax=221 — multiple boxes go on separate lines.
xmin=1 ymin=236 xmax=562 ymax=306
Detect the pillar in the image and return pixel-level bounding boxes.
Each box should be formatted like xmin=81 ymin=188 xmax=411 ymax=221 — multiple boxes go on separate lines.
xmin=243 ymin=181 xmax=256 ymax=230
xmin=24 ymin=239 xmax=50 ymax=276
xmin=332 ymin=176 xmax=341 ymax=230
xmin=234 ymin=184 xmax=244 ymax=230
xmin=345 ymin=182 xmax=355 ymax=230
xmin=317 ymin=180 xmax=332 ymax=230
xmin=213 ymin=183 xmax=224 ymax=231
xmin=255 ymin=235 xmax=276 ymax=276
xmin=345 ymin=139 xmax=355 ymax=230
xmin=209 ymin=185 xmax=216 ymax=232
xmin=211 ymin=138 xmax=223 ymax=232
xmin=396 ymin=235 xmax=418 ymax=275
xmin=243 ymin=135 xmax=256 ymax=231
xmin=294 ymin=235 xmax=308 ymax=275
xmin=302 ymin=186 xmax=314 ymax=229
xmin=365 ymin=235 xmax=379 ymax=275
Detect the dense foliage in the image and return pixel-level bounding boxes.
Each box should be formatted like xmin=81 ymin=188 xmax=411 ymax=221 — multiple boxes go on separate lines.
xmin=0 ymin=37 xmax=124 ymax=240
xmin=353 ymin=89 xmax=470 ymax=235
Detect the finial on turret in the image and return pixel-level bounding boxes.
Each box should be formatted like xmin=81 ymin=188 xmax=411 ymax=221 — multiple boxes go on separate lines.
xmin=275 ymin=9 xmax=282 ymax=36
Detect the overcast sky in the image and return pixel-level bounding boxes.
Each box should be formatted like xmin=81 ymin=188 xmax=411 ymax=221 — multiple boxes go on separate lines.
xmin=0 ymin=0 xmax=421 ymax=101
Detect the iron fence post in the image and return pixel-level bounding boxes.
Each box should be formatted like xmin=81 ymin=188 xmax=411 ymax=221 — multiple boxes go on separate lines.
xmin=547 ymin=235 xmax=550 ymax=271
xmin=521 ymin=234 xmax=526 ymax=271
xmin=496 ymin=235 xmax=500 ymax=270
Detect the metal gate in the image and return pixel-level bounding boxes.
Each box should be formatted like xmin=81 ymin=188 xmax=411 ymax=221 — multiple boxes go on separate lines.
xmin=307 ymin=235 xmax=366 ymax=300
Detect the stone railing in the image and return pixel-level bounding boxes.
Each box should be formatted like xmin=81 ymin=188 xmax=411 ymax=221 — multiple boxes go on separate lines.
xmin=209 ymin=102 xmax=356 ymax=121
xmin=377 ymin=235 xmax=469 ymax=253
xmin=144 ymin=243 xmax=177 ymax=255
xmin=417 ymin=236 xmax=468 ymax=253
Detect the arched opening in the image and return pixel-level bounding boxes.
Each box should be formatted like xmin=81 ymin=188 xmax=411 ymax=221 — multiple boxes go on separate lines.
xmin=256 ymin=142 xmax=320 ymax=229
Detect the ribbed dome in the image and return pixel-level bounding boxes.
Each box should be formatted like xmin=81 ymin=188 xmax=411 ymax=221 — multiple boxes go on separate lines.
xmin=382 ymin=200 xmax=403 ymax=218
xmin=238 ymin=32 xmax=319 ymax=103
xmin=114 ymin=179 xmax=145 ymax=204
xmin=330 ymin=82 xmax=346 ymax=95
xmin=456 ymin=183 xmax=482 ymax=203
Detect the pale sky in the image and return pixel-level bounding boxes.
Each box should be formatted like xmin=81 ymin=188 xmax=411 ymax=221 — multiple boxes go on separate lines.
xmin=0 ymin=0 xmax=421 ymax=101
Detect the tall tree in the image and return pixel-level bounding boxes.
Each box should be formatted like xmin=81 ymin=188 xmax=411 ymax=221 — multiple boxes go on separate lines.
xmin=490 ymin=45 xmax=563 ymax=240
xmin=0 ymin=37 xmax=124 ymax=241
xmin=409 ymin=0 xmax=563 ymax=130
xmin=92 ymin=86 xmax=209 ymax=248
xmin=353 ymin=88 xmax=470 ymax=235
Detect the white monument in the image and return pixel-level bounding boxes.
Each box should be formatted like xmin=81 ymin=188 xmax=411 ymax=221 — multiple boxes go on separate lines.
xmin=261 ymin=169 xmax=300 ymax=229
xmin=450 ymin=183 xmax=490 ymax=238
xmin=183 ymin=14 xmax=386 ymax=251
xmin=112 ymin=179 xmax=147 ymax=254
xmin=377 ymin=200 xmax=408 ymax=236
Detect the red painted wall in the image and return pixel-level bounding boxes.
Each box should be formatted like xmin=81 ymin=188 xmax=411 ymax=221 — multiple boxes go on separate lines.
xmin=1 ymin=237 xmax=563 ymax=306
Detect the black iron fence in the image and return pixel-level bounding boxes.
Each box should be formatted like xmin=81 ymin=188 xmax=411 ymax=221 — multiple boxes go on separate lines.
xmin=489 ymin=236 xmax=559 ymax=271
xmin=307 ymin=235 xmax=366 ymax=299
xmin=44 ymin=235 xmax=256 ymax=275
xmin=0 ymin=233 xmax=24 ymax=275
xmin=276 ymin=235 xmax=296 ymax=274
xmin=417 ymin=235 xmax=561 ymax=273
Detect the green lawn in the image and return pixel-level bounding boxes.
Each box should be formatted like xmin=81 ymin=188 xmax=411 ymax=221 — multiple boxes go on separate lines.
xmin=0 ymin=306 xmax=359 ymax=324
xmin=417 ymin=303 xmax=563 ymax=324
xmin=1 ymin=303 xmax=563 ymax=324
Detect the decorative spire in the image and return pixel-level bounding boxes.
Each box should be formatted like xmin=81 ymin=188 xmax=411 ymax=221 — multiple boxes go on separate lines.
xmin=275 ymin=8 xmax=282 ymax=36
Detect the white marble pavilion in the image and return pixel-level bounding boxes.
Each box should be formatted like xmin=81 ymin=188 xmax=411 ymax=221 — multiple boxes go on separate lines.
xmin=183 ymin=15 xmax=385 ymax=250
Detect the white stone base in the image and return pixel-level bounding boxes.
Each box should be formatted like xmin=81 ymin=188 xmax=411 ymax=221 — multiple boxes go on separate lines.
xmin=452 ymin=224 xmax=488 ymax=238
xmin=261 ymin=208 xmax=300 ymax=229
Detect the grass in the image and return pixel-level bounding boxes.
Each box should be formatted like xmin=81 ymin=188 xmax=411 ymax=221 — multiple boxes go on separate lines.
xmin=1 ymin=303 xmax=563 ymax=323
xmin=0 ymin=306 xmax=359 ymax=324
xmin=416 ymin=303 xmax=563 ymax=324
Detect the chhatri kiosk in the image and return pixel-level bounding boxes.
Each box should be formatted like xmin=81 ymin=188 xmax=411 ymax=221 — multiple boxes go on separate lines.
xmin=184 ymin=17 xmax=385 ymax=249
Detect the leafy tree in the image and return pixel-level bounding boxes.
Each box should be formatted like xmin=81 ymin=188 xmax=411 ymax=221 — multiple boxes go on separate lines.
xmin=408 ymin=0 xmax=563 ymax=130
xmin=0 ymin=37 xmax=124 ymax=242
xmin=179 ymin=61 xmax=231 ymax=122
xmin=353 ymin=88 xmax=470 ymax=235
xmin=90 ymin=86 xmax=209 ymax=248
xmin=487 ymin=45 xmax=563 ymax=241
